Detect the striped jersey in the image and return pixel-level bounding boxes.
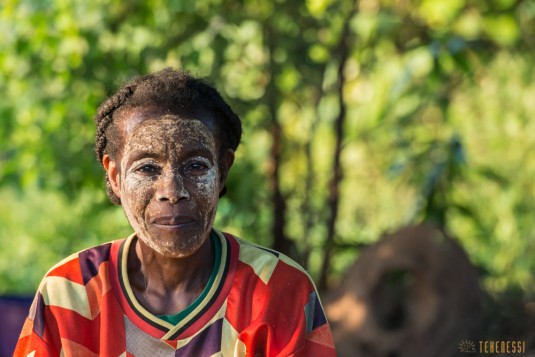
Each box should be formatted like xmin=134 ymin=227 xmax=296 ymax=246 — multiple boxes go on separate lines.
xmin=14 ymin=230 xmax=335 ymax=356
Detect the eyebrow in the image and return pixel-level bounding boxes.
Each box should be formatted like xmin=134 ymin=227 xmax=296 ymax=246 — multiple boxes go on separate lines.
xmin=125 ymin=150 xmax=165 ymax=167
xmin=185 ymin=147 xmax=215 ymax=160
xmin=125 ymin=147 xmax=215 ymax=167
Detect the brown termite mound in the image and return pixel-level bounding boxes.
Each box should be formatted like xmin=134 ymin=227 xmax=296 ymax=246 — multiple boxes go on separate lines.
xmin=326 ymin=224 xmax=483 ymax=357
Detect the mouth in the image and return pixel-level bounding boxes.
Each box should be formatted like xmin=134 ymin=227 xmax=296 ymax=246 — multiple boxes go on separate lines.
xmin=152 ymin=216 xmax=196 ymax=229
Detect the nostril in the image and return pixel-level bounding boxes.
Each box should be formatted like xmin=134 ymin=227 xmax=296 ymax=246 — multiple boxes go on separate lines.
xmin=156 ymin=193 xmax=180 ymax=203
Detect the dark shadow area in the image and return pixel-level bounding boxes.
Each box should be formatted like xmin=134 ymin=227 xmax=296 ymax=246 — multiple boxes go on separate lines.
xmin=0 ymin=296 xmax=33 ymax=357
xmin=372 ymin=269 xmax=412 ymax=332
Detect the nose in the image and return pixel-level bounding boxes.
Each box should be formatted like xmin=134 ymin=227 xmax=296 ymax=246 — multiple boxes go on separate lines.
xmin=156 ymin=172 xmax=189 ymax=203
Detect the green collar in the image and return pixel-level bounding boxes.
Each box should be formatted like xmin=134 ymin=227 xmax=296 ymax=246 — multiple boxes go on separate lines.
xmin=157 ymin=232 xmax=221 ymax=325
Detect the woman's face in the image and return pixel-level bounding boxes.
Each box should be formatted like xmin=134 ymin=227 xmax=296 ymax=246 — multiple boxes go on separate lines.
xmin=109 ymin=110 xmax=231 ymax=258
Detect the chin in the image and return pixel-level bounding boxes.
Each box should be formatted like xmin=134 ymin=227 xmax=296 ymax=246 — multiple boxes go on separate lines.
xmin=139 ymin=230 xmax=208 ymax=258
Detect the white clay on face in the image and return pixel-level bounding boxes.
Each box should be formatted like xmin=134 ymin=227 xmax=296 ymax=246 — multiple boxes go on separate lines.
xmin=118 ymin=116 xmax=220 ymax=258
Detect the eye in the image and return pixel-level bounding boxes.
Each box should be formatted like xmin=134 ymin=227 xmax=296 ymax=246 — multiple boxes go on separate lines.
xmin=185 ymin=161 xmax=209 ymax=175
xmin=136 ymin=163 xmax=160 ymax=175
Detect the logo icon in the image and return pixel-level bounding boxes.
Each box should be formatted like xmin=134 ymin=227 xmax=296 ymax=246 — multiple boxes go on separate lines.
xmin=458 ymin=339 xmax=476 ymax=353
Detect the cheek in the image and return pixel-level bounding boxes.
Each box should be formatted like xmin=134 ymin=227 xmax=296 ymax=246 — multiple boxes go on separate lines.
xmin=121 ymin=175 xmax=154 ymax=216
xmin=192 ymin=168 xmax=219 ymax=206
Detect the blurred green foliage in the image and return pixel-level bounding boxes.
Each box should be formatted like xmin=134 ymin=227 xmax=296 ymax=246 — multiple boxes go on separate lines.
xmin=0 ymin=0 xmax=534 ymax=296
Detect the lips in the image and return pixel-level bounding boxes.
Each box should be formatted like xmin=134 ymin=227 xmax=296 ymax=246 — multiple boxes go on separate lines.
xmin=152 ymin=215 xmax=196 ymax=228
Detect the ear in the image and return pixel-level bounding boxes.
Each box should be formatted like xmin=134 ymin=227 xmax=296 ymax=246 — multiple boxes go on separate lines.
xmin=103 ymin=154 xmax=121 ymax=199
xmin=219 ymin=149 xmax=235 ymax=192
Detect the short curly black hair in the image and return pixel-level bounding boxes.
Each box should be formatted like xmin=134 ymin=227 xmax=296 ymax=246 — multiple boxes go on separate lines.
xmin=94 ymin=68 xmax=242 ymax=205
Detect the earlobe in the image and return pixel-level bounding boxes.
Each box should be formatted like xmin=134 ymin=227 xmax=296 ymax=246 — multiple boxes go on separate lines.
xmin=225 ymin=149 xmax=235 ymax=170
xmin=218 ymin=149 xmax=235 ymax=196
xmin=220 ymin=149 xmax=235 ymax=184
xmin=103 ymin=154 xmax=121 ymax=198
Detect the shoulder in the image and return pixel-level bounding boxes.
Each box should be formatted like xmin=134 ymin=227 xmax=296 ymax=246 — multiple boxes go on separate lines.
xmin=222 ymin=232 xmax=315 ymax=290
xmin=45 ymin=240 xmax=119 ymax=279
xmin=37 ymin=239 xmax=123 ymax=296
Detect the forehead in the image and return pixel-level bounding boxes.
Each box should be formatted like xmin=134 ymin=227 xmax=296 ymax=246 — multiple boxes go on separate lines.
xmin=117 ymin=106 xmax=217 ymax=138
xmin=126 ymin=116 xmax=216 ymax=149
xmin=115 ymin=107 xmax=220 ymax=153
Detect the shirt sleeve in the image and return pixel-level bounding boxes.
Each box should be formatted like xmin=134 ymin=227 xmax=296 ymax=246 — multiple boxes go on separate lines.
xmin=13 ymin=293 xmax=60 ymax=357
xmin=303 ymin=291 xmax=336 ymax=355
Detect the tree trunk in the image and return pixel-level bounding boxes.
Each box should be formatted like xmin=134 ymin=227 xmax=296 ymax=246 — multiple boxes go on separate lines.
xmin=301 ymin=68 xmax=327 ymax=270
xmin=318 ymin=6 xmax=356 ymax=291
xmin=265 ymin=24 xmax=294 ymax=257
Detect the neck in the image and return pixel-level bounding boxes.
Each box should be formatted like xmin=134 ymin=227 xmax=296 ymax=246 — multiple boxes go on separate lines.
xmin=127 ymin=233 xmax=214 ymax=315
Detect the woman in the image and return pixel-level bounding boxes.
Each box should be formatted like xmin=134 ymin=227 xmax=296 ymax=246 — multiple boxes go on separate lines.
xmin=15 ymin=68 xmax=335 ymax=356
